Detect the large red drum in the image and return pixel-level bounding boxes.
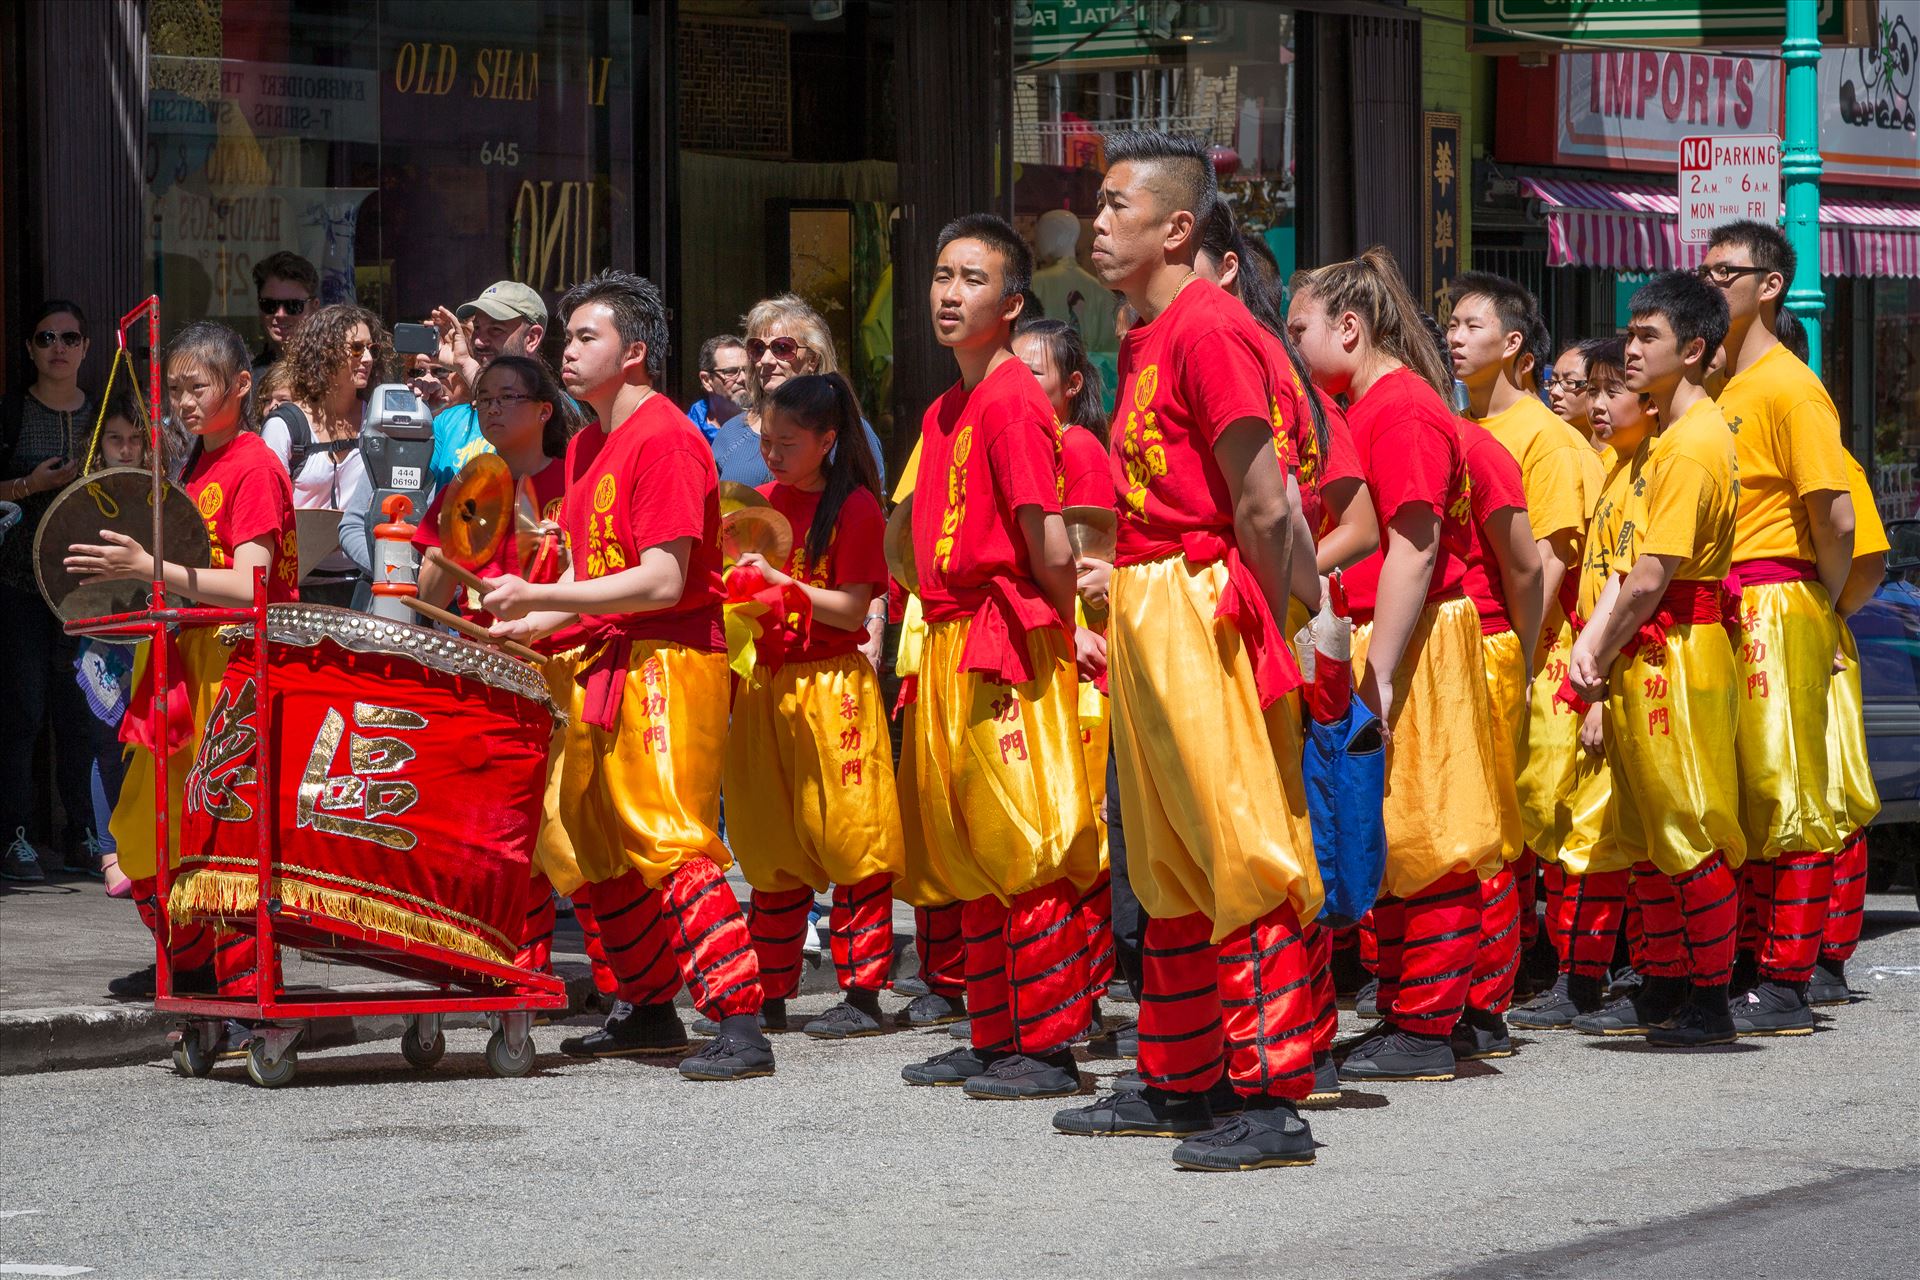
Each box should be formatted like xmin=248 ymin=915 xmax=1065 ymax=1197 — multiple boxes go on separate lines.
xmin=173 ymin=605 xmax=558 ymax=968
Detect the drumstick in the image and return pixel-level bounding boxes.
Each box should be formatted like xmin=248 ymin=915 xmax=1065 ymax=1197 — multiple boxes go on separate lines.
xmin=423 ymin=548 xmax=493 ymax=598
xmin=397 ymin=595 xmax=545 ymax=664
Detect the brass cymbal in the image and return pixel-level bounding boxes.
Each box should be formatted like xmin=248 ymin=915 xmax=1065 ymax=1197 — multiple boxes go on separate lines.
xmin=718 ymin=480 xmax=771 ymax=516
xmin=1063 ymin=504 xmax=1118 ymax=563
xmin=34 ymin=467 xmax=210 ymax=639
xmin=884 ymin=495 xmax=918 ymax=594
xmin=438 ymin=453 xmax=515 ymax=568
xmin=719 ymin=505 xmax=793 ymax=569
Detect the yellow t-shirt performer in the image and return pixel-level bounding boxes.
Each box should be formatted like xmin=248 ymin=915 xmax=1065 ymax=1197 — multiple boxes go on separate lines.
xmin=1698 ymin=220 xmax=1857 ymax=1036
xmin=1571 ymin=271 xmax=1745 ymax=1048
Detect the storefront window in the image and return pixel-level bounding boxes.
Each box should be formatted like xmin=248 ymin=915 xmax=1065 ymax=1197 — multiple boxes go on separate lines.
xmin=1873 ymin=277 xmax=1920 ymax=523
xmin=146 ymin=0 xmax=635 ymax=345
xmin=1013 ymin=0 xmax=1298 ymax=395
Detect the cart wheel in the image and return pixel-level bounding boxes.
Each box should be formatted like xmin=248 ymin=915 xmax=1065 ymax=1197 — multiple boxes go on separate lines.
xmin=400 ymin=1020 xmax=446 ymax=1069
xmin=246 ymin=1039 xmax=298 ymax=1089
xmin=172 ymin=1035 xmax=215 ymax=1079
xmin=485 ymin=1028 xmax=535 ymax=1078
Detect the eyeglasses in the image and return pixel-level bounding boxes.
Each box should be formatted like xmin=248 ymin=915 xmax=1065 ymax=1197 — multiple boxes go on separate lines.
xmin=712 ymin=364 xmax=751 ymax=381
xmin=258 ymin=296 xmax=309 ymax=316
xmin=347 ymin=340 xmax=371 ymax=358
xmin=31 ymin=330 xmax=84 ymax=350
xmin=1694 ymin=263 xmax=1769 ymax=287
xmin=474 ymin=393 xmax=535 ymax=411
xmin=1549 ymin=376 xmax=1591 ymax=395
xmin=746 ymin=337 xmax=810 ymax=364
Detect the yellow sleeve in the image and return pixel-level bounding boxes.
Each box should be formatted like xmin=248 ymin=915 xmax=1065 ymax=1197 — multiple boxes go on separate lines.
xmin=891 ymin=438 xmax=923 ymax=505
xmin=1524 ymin=444 xmax=1588 ymax=541
xmin=1848 ymin=459 xmax=1889 ymax=558
xmin=1781 ymin=397 xmax=1850 ymax=498
xmin=1637 ymin=453 xmax=1712 ymax=563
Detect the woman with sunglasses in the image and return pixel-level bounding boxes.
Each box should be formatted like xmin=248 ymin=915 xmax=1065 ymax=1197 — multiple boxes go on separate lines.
xmin=0 ymin=300 xmax=99 ymax=882
xmin=263 ymin=303 xmax=391 ymax=606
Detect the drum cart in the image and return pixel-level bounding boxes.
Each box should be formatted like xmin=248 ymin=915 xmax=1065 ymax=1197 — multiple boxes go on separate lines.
xmin=67 ymin=299 xmax=566 ymax=1089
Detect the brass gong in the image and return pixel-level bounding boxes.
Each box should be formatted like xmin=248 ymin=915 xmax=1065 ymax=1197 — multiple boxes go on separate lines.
xmin=718 ymin=480 xmax=772 ymax=517
xmin=883 ymin=495 xmax=918 ymax=594
xmin=1063 ymin=504 xmax=1118 ymax=564
xmin=718 ymin=505 xmax=794 ymax=569
xmin=437 ymin=453 xmax=515 ymax=567
xmin=33 ymin=467 xmax=210 ymax=639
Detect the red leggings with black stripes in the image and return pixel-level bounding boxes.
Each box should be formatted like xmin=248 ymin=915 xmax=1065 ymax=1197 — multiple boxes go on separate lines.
xmin=1631 ymin=854 xmax=1738 ymax=985
xmin=912 ymin=902 xmax=966 ymax=998
xmin=1821 ymin=829 xmax=1869 ymax=965
xmin=747 ymin=872 xmax=894 ymax=999
xmin=584 ymin=860 xmax=763 ymax=1018
xmin=1737 ymin=850 xmax=1836 ymax=983
xmin=964 ymin=881 xmax=1088 ymax=1057
xmin=1373 ymin=870 xmax=1480 ymax=1037
xmin=1545 ymin=868 xmax=1631 ymax=979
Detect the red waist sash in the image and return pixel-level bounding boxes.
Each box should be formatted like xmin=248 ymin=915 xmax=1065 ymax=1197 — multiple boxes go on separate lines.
xmin=1620 ymin=579 xmax=1734 ymax=661
xmin=924 ymin=577 xmax=1063 ymax=687
xmin=1125 ymin=527 xmax=1303 ymax=709
xmin=1727 ymin=556 xmax=1815 ymax=589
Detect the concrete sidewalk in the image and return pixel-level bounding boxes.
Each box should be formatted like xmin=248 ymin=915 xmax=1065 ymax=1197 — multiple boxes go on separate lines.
xmin=0 ymin=866 xmax=901 ymax=1074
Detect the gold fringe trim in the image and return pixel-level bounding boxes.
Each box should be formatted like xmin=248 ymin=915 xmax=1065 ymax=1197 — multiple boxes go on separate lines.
xmin=169 ymin=868 xmax=513 ymax=968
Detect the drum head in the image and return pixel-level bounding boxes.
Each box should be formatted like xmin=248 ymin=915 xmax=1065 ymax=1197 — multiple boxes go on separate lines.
xmin=719 ymin=506 xmax=793 ymax=569
xmin=884 ymin=495 xmax=918 ymax=594
xmin=438 ymin=453 xmax=515 ymax=568
xmin=33 ymin=467 xmax=210 ymax=637
xmin=1063 ymin=504 xmax=1118 ymax=564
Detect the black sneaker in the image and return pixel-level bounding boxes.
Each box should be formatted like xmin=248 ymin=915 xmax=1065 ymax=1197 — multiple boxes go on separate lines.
xmin=1605 ymin=964 xmax=1642 ymax=999
xmin=1509 ymin=974 xmax=1578 ymax=1030
xmin=895 ymin=991 xmax=965 ymax=1027
xmin=1106 ymin=978 xmax=1137 ymax=1004
xmin=1112 ymin=1069 xmax=1144 ymax=1092
xmin=1352 ymin=976 xmax=1379 ymax=1018
xmin=691 ymin=998 xmax=788 ymax=1036
xmin=962 ymin=1051 xmax=1082 ymax=1100
xmin=805 ymin=1001 xmax=885 ymax=1040
xmin=892 ymin=974 xmax=931 ymax=998
xmin=1169 ymin=1103 xmax=1316 ymax=1171
xmin=560 ymin=1001 xmax=691 ymax=1057
xmin=1570 ymin=976 xmax=1686 ymax=1035
xmin=947 ymin=1016 xmax=973 ymax=1040
xmin=1730 ymin=981 xmax=1815 ymax=1036
xmin=1806 ymin=960 xmax=1851 ymax=1007
xmin=1 ymin=829 xmax=45 ymax=883
xmin=1302 ymin=1052 xmax=1342 ymax=1106
xmin=678 ymin=1029 xmax=776 ymax=1081
xmin=1052 ymin=1087 xmax=1214 ymax=1137
xmin=106 ymin=962 xmax=216 ymax=1000
xmin=902 ymin=1044 xmax=998 ymax=1087
xmin=1088 ymin=1017 xmax=1138 ymax=1060
xmin=1451 ymin=1007 xmax=1513 ymax=1061
xmin=1337 ymin=1029 xmax=1455 ymax=1083
xmin=1646 ymin=1002 xmax=1736 ymax=1048
xmin=1331 ymin=1019 xmax=1393 ymax=1060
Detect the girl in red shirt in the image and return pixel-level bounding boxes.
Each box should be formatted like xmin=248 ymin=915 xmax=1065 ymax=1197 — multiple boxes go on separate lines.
xmin=724 ymin=373 xmax=906 ymax=1040
xmin=67 ymin=322 xmax=298 ymax=1001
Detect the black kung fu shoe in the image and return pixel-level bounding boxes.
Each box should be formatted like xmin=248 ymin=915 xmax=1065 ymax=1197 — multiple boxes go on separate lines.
xmin=560 ymin=1001 xmax=691 ymax=1058
xmin=805 ymin=989 xmax=886 ymax=1040
xmin=1169 ymin=1100 xmax=1316 ymax=1172
xmin=895 ymin=990 xmax=966 ymax=1027
xmin=1646 ymin=985 xmax=1736 ymax=1048
xmin=1806 ymin=959 xmax=1851 ymax=1007
xmin=902 ymin=1044 xmax=1000 ymax=1087
xmin=1301 ymin=1053 xmax=1343 ymax=1107
xmin=1337 ymin=1029 xmax=1456 ymax=1083
xmin=1352 ymin=976 xmax=1379 ymax=1019
xmin=1450 ymin=1006 xmax=1515 ymax=1061
xmin=1730 ymin=980 xmax=1816 ymax=1037
xmin=891 ymin=974 xmax=931 ymax=998
xmin=1052 ymin=1086 xmax=1215 ymax=1138
xmin=1509 ymin=973 xmax=1586 ymax=1030
xmin=1087 ymin=1017 xmax=1139 ymax=1060
xmin=1570 ymin=975 xmax=1687 ymax=1036
xmin=677 ymin=1015 xmax=776 ymax=1080
xmin=691 ymin=998 xmax=788 ymax=1037
xmin=962 ymin=1050 xmax=1083 ymax=1100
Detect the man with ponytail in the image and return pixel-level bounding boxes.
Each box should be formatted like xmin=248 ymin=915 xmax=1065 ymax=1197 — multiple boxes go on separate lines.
xmin=896 ymin=212 xmax=1102 ymax=1102
xmin=1288 ymin=248 xmax=1505 ymax=1085
xmin=1048 ymin=129 xmax=1323 ymax=1172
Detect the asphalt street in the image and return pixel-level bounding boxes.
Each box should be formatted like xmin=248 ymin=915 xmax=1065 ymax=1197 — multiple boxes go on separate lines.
xmin=2 ymin=894 xmax=1916 ymax=1279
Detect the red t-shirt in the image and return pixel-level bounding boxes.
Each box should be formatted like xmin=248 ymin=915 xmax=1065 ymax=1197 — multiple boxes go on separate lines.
xmin=1457 ymin=417 xmax=1528 ymax=635
xmin=1341 ymin=366 xmax=1472 ymax=623
xmin=1110 ymin=280 xmax=1295 ymax=563
xmin=1060 ymin=422 xmax=1114 ymax=508
xmin=758 ymin=481 xmax=888 ymax=664
xmin=414 ymin=456 xmax=567 ymax=631
xmin=912 ymin=357 xmax=1062 ymax=624
xmin=563 ymin=393 xmax=724 ymax=651
xmin=183 ymin=429 xmax=299 ymax=602
xmin=1283 ymin=368 xmax=1365 ymax=540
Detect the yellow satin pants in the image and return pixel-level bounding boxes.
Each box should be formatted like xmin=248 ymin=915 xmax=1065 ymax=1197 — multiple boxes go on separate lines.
xmin=724 ymin=651 xmax=906 ymax=895
xmin=1108 ymin=555 xmax=1321 ymax=941
xmin=1517 ymin=618 xmax=1581 ymax=859
xmin=533 ymin=649 xmax=588 ymax=898
xmin=1825 ymin=626 xmax=1879 ymax=835
xmin=1733 ymin=579 xmax=1842 ymax=858
xmin=110 ymin=630 xmax=233 ymax=882
xmin=1481 ymin=627 xmax=1529 ymax=865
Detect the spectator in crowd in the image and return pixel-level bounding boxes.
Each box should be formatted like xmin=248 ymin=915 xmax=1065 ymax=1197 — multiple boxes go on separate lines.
xmin=427 ymin=281 xmax=549 ymax=486
xmin=248 ymin=360 xmax=295 ymax=432
xmin=251 ymin=251 xmax=319 ymax=380
xmin=1 ymin=300 xmax=95 ymax=882
xmin=405 ymin=351 xmax=462 ymax=415
xmin=1547 ymin=339 xmax=1597 ymax=439
xmin=687 ymin=334 xmax=750 ymax=443
xmin=261 ymin=303 xmax=388 ymax=606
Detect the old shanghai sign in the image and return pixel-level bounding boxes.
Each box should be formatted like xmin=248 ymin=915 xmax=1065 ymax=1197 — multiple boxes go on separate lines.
xmin=1677 ymin=134 xmax=1782 ymax=243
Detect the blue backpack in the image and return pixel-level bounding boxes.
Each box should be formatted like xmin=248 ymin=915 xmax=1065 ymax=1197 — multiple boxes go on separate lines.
xmin=1301 ymin=701 xmax=1387 ymax=928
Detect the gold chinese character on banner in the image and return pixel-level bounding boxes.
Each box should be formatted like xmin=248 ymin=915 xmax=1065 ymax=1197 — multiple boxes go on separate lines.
xmin=1433 ymin=140 xmax=1454 ymax=197
xmin=1434 ymin=212 xmax=1455 ymax=255
xmin=296 ymin=702 xmax=426 ymax=850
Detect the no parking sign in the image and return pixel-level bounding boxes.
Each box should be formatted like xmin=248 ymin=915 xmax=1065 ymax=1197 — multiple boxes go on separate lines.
xmin=1678 ymin=134 xmax=1781 ymax=243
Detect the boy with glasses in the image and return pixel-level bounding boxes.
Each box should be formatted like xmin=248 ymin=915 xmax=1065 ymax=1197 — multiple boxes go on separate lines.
xmin=1696 ymin=219 xmax=1857 ymax=1036
xmin=251 ymin=251 xmax=318 ymax=380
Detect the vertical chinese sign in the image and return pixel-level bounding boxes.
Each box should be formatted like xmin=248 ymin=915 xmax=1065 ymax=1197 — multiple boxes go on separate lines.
xmin=1423 ymin=111 xmax=1462 ymax=318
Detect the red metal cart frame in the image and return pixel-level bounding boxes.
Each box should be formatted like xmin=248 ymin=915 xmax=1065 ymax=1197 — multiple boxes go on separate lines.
xmin=68 ymin=298 xmax=565 ymax=1086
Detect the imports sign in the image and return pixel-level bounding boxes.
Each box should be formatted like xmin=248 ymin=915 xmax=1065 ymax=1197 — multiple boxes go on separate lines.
xmin=1677 ymin=135 xmax=1781 ymax=242
xmin=1557 ymin=50 xmax=1781 ymax=167
xmin=1471 ymin=0 xmax=1874 ymax=50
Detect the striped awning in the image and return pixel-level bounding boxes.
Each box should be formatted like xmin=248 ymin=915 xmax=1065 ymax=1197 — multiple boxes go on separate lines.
xmin=1521 ymin=176 xmax=1920 ymax=279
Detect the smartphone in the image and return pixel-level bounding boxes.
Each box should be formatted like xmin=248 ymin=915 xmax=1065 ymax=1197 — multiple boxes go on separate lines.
xmin=393 ymin=322 xmax=439 ymax=356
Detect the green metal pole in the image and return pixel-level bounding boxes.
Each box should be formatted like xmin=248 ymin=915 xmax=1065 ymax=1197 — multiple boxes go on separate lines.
xmin=1781 ymin=0 xmax=1823 ymax=376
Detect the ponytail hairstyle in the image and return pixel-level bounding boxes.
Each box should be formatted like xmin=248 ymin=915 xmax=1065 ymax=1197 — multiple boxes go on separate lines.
xmin=1013 ymin=317 xmax=1108 ymax=445
xmin=765 ymin=373 xmax=880 ymax=569
xmin=1291 ymin=246 xmax=1452 ymax=400
xmin=482 ymin=354 xmax=583 ymax=459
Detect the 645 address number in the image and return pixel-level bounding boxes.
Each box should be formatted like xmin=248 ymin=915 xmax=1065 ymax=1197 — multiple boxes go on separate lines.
xmin=479 ymin=142 xmax=521 ymax=166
